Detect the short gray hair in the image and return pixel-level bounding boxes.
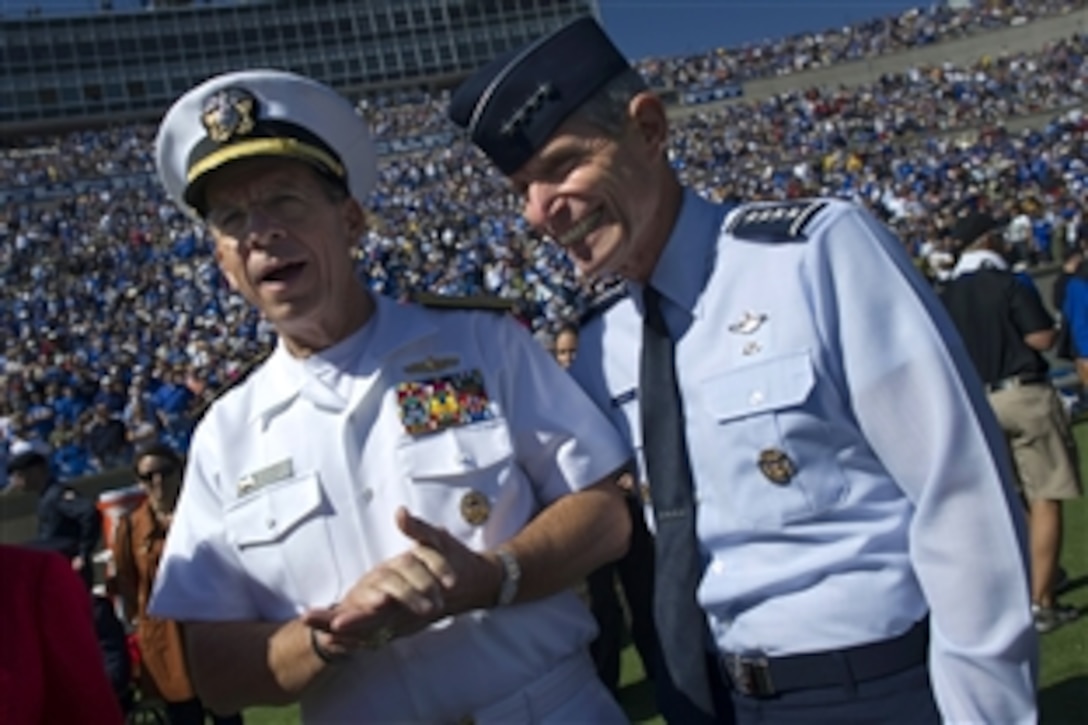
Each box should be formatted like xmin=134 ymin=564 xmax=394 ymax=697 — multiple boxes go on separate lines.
xmin=570 ymin=69 xmax=648 ymax=139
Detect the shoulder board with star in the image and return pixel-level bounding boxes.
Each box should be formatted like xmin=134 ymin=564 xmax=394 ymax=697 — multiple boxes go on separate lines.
xmin=411 ymin=292 xmax=517 ymax=313
xmin=726 ymin=200 xmax=828 ymax=243
xmin=579 ymin=281 xmax=629 ymax=326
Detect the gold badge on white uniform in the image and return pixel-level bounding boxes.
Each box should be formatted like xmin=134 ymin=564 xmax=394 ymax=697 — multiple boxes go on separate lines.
xmin=460 ymin=490 xmax=491 ymax=526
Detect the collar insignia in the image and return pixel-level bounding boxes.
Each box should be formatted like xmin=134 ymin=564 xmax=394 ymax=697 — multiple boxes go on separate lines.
xmin=201 ymin=87 xmax=257 ymax=143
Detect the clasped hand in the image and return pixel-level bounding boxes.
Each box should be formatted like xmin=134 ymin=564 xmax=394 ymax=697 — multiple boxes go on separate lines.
xmin=303 ymin=506 xmax=501 ymax=653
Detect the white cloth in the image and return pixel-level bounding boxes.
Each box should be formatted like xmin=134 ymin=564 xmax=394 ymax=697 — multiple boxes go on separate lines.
xmin=951 ymin=248 xmax=1009 ymax=279
xmin=571 ymin=190 xmax=1036 ymax=723
xmin=150 ymin=293 xmax=629 ymax=722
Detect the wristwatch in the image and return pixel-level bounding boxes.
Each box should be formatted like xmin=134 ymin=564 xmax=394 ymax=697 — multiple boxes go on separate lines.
xmin=495 ymin=546 xmax=521 ymax=606
xmin=309 ymin=627 xmax=350 ymax=665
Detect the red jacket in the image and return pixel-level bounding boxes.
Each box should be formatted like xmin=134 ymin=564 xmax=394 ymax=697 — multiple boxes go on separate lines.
xmin=0 ymin=545 xmax=124 ymax=724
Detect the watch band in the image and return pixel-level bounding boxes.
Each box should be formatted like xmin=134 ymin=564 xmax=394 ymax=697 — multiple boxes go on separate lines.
xmin=495 ymin=545 xmax=521 ymax=606
xmin=309 ymin=626 xmax=349 ymax=665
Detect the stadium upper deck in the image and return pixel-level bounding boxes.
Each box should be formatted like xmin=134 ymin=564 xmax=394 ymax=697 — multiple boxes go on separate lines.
xmin=0 ymin=0 xmax=598 ymax=133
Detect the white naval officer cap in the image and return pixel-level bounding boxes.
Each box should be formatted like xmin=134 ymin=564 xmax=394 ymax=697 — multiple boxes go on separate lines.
xmin=155 ymin=68 xmax=378 ymax=219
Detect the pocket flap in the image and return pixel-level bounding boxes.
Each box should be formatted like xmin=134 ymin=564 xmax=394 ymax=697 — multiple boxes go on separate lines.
xmin=226 ymin=473 xmax=324 ymax=547
xmin=701 ymin=350 xmax=815 ymax=422
xmin=399 ymin=421 xmax=513 ymax=480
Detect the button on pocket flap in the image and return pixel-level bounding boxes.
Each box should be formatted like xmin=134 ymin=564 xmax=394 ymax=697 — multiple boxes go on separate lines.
xmin=400 ymin=421 xmax=513 ymax=480
xmin=702 ymin=350 xmax=815 ymax=421
xmin=226 ymin=474 xmax=324 ymax=547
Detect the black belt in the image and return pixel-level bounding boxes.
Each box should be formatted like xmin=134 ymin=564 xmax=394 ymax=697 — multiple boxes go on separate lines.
xmin=713 ymin=619 xmax=929 ymax=698
xmin=986 ymin=373 xmax=1047 ymax=393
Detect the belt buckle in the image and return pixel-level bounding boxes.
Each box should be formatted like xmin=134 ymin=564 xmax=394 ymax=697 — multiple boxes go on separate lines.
xmin=723 ymin=654 xmax=775 ymax=697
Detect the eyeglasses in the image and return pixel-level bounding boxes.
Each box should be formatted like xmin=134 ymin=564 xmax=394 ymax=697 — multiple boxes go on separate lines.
xmin=137 ymin=466 xmax=178 ymax=483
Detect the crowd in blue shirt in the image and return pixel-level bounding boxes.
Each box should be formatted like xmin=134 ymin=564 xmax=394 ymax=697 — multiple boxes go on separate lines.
xmin=635 ymin=0 xmax=1078 ymax=91
xmin=2 ymin=0 xmax=1087 ymax=482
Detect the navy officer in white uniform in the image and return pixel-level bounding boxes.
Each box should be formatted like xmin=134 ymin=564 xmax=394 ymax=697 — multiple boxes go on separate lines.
xmin=449 ymin=17 xmax=1037 ymax=725
xmin=148 ymin=68 xmax=634 ymax=723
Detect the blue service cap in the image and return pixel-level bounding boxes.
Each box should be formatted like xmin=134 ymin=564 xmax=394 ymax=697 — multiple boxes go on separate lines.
xmin=155 ymin=69 xmax=377 ymax=219
xmin=448 ymin=16 xmax=632 ymax=175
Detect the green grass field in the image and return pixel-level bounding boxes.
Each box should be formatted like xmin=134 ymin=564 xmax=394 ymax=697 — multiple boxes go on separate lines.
xmin=243 ymin=428 xmax=1088 ymax=725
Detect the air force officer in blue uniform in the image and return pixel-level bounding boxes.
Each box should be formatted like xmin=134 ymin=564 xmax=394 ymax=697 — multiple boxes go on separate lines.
xmin=450 ymin=17 xmax=1037 ymax=725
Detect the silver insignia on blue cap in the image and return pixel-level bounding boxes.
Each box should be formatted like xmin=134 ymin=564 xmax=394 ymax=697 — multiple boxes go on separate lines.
xmin=449 ymin=17 xmax=634 ymax=175
xmin=500 ymin=83 xmax=557 ymax=137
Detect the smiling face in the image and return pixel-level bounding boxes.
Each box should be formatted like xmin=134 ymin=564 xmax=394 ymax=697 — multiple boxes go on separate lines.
xmin=203 ymin=157 xmax=371 ymax=355
xmin=510 ymin=92 xmax=681 ymax=282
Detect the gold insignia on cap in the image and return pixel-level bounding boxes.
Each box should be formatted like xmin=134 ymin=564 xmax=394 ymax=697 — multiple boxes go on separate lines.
xmin=404 ymin=356 xmax=460 ymax=375
xmin=460 ymin=490 xmax=491 ymax=526
xmin=758 ymin=448 xmax=794 ymax=485
xmin=201 ymin=87 xmax=257 ymax=143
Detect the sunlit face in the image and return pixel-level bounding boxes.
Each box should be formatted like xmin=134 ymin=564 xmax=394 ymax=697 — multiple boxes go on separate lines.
xmin=510 ymin=93 xmax=673 ymax=281
xmin=135 ymin=454 xmax=183 ymax=515
xmin=203 ymin=158 xmax=365 ymax=336
xmin=554 ymin=329 xmax=578 ymax=369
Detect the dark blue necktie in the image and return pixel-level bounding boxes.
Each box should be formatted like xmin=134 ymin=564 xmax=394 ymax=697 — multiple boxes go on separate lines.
xmin=640 ymin=285 xmax=718 ymax=722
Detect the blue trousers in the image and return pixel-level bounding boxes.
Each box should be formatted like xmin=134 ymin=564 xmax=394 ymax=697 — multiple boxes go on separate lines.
xmin=722 ymin=660 xmax=939 ymax=724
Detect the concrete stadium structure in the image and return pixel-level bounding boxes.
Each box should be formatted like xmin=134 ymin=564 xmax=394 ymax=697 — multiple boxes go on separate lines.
xmin=0 ymin=0 xmax=599 ymax=133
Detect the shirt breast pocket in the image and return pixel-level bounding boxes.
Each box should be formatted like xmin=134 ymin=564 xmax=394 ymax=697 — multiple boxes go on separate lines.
xmin=700 ymin=350 xmax=848 ymax=529
xmin=397 ymin=420 xmax=518 ymax=546
xmin=224 ymin=473 xmax=341 ymax=606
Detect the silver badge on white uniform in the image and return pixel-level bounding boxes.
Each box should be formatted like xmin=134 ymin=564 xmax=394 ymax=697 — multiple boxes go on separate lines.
xmin=238 ymin=458 xmax=294 ymax=495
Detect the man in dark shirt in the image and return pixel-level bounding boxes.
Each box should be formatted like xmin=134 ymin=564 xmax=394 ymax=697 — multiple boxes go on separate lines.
xmin=941 ymin=210 xmax=1083 ymax=634
xmin=7 ymin=441 xmax=102 ymax=590
xmin=85 ymin=403 xmax=129 ymax=471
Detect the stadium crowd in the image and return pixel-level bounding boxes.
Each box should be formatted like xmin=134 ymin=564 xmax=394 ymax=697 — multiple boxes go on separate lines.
xmin=2 ymin=0 xmax=1088 ymax=482
xmin=636 ymin=0 xmax=1084 ymax=90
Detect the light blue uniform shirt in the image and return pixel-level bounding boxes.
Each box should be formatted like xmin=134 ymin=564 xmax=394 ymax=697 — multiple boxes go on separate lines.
xmin=571 ymin=189 xmax=1037 ymax=723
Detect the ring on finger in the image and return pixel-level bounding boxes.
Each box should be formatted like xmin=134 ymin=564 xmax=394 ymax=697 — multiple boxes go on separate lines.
xmin=359 ymin=625 xmax=395 ymax=650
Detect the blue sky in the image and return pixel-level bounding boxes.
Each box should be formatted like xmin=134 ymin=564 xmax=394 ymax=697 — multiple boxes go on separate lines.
xmin=5 ymin=0 xmax=930 ymax=61
xmin=598 ymin=0 xmax=928 ymax=59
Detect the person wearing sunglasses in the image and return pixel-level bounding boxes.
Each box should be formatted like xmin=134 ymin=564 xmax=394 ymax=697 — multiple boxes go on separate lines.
xmin=111 ymin=442 xmax=243 ymax=725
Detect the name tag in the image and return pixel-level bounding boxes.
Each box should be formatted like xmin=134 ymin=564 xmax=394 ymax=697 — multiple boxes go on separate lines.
xmin=238 ymin=458 xmax=294 ymax=496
